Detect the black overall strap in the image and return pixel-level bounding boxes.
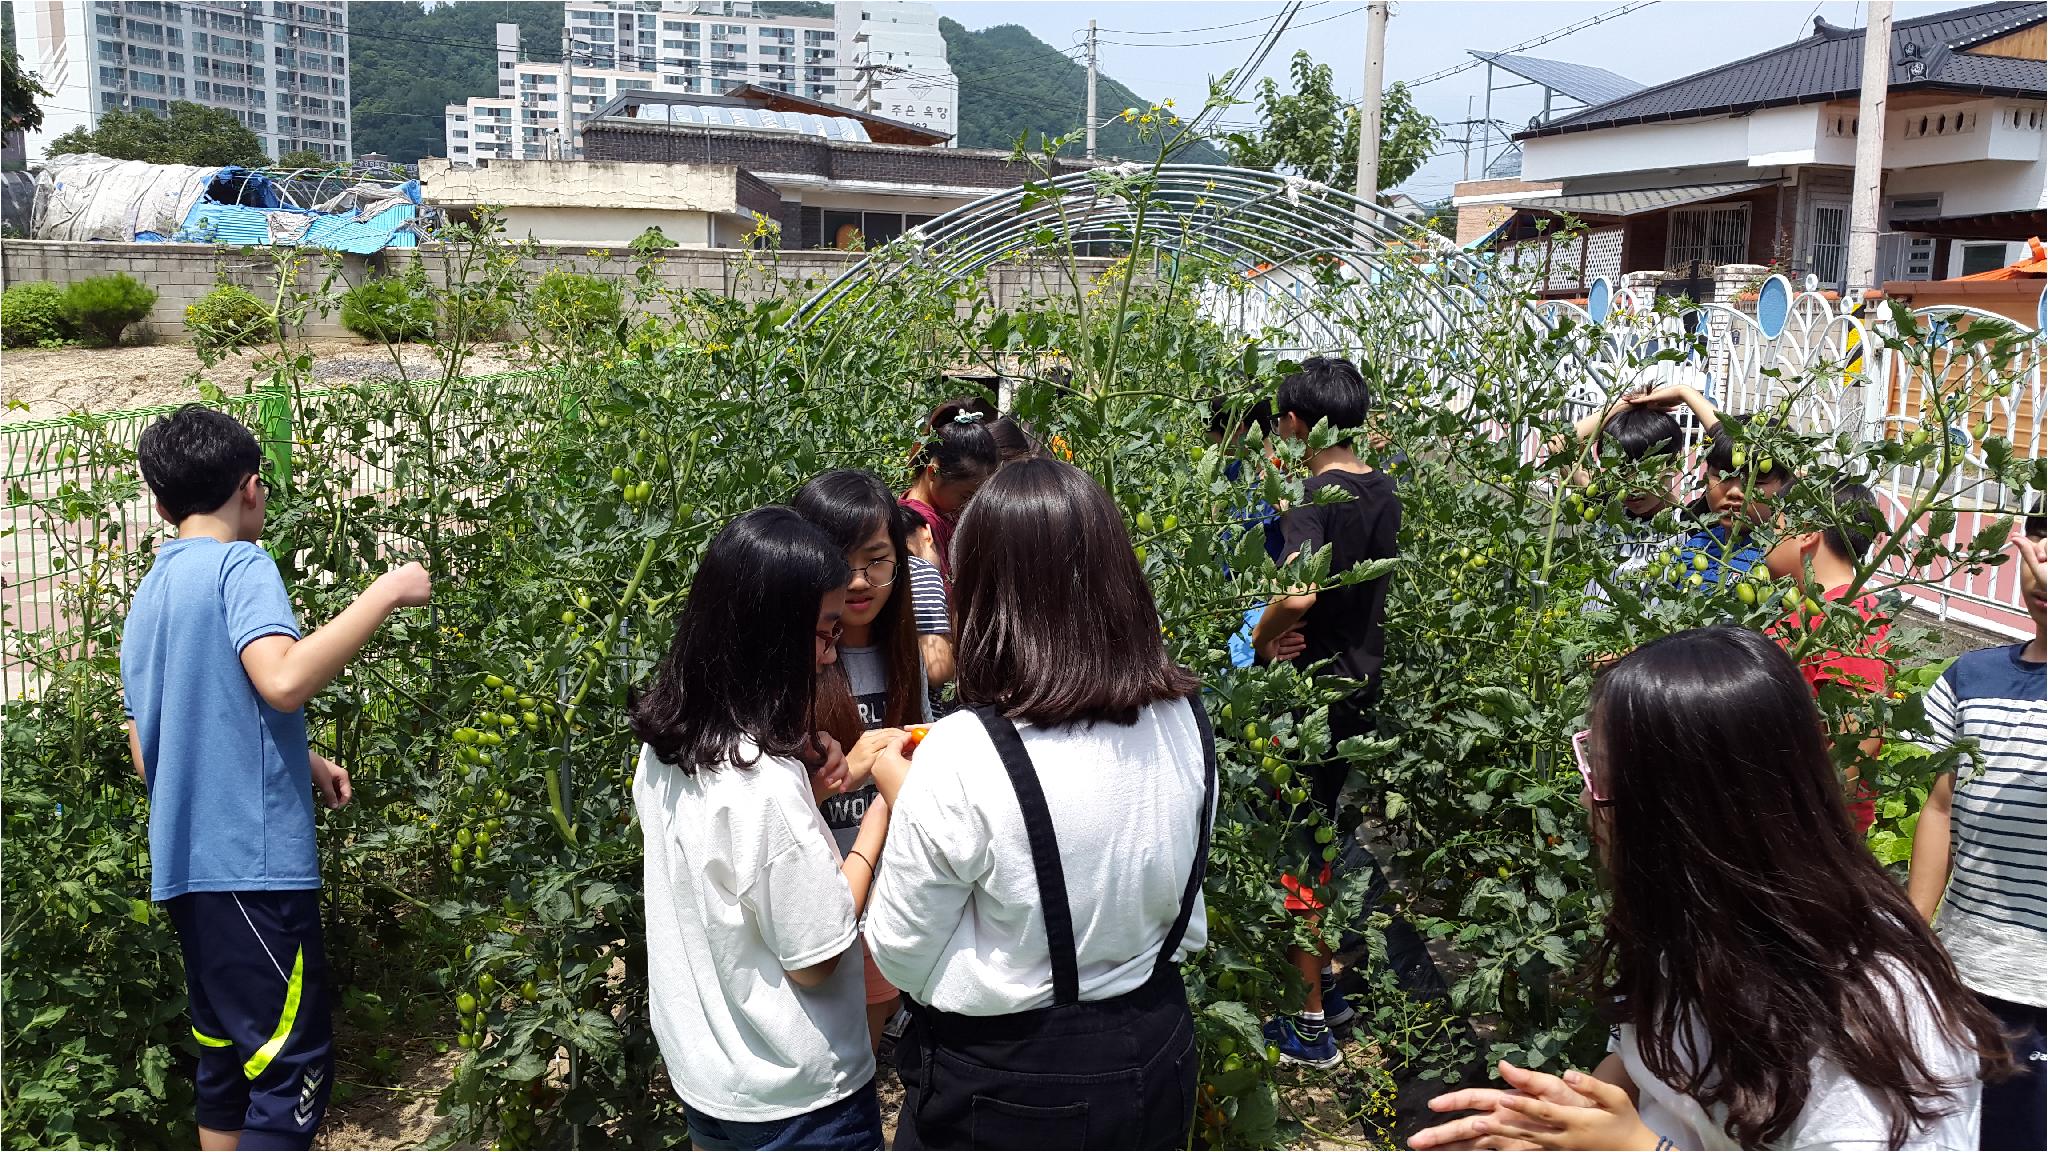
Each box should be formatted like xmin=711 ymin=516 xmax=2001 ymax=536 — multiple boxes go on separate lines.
xmin=971 ymin=705 xmax=1083 ymax=1007
xmin=1155 ymin=694 xmax=1218 ymax=975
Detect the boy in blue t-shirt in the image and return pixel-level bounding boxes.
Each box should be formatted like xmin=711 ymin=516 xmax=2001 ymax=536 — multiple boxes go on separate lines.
xmin=120 ymin=405 xmax=430 ymax=1151
xmin=1672 ymin=415 xmax=1790 ymax=589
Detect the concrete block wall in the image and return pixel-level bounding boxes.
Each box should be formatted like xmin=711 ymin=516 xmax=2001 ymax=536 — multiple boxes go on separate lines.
xmin=1 ymin=240 xmax=1113 ymax=342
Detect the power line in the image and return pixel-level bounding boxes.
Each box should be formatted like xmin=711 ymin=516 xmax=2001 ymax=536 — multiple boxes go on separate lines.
xmin=1095 ymin=7 xmax=1319 ymax=37
xmin=1402 ymin=1 xmax=1657 ymax=87
xmin=1100 ymin=5 xmax=1366 ymax=49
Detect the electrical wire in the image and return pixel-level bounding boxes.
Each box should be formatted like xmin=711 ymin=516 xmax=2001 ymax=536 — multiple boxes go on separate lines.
xmin=1095 ymin=7 xmax=1322 ymax=37
xmin=1099 ymin=5 xmax=1366 ymax=49
xmin=1402 ymin=1 xmax=1657 ymax=87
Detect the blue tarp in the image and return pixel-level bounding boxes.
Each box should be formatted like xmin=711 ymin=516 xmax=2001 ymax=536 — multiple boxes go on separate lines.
xmin=175 ymin=179 xmax=421 ymax=254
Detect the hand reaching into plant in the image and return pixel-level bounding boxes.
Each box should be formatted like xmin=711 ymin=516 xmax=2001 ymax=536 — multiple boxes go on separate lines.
xmin=377 ymin=561 xmax=434 ymax=607
xmin=1411 ymin=1061 xmax=1655 ymax=1151
xmin=1622 ymin=384 xmax=1719 ymax=434
xmin=1258 ymin=627 xmax=1307 ymax=663
xmin=311 ymin=752 xmax=352 ymax=810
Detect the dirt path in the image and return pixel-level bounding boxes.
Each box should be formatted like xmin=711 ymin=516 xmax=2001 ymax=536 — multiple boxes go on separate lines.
xmin=0 ymin=338 xmax=521 ymax=424
xmin=317 ymin=1041 xmax=459 ymax=1151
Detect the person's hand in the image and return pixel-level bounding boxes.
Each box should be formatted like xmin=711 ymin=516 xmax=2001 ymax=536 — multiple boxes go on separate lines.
xmin=1409 ymin=1060 xmax=1596 ymax=1150
xmin=1621 ymin=385 xmax=1696 ymax=411
xmin=1257 ymin=628 xmax=1306 ymax=664
xmin=868 ymin=731 xmax=916 ymax=806
xmin=1416 ymin=1064 xmax=1655 ymax=1151
xmin=311 ymin=752 xmax=352 ymax=810
xmin=845 ymin=728 xmax=904 ymax=791
xmin=807 ymin=732 xmax=849 ymax=801
xmin=375 ymin=562 xmax=433 ymax=608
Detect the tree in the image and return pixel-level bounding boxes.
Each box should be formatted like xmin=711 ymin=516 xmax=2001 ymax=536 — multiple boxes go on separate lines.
xmin=1225 ymin=51 xmax=1442 ymax=196
xmin=276 ymin=148 xmax=330 ymax=169
xmin=2 ymin=6 xmax=48 ymax=137
xmin=47 ymin=102 xmax=268 ymax=167
xmin=349 ymin=2 xmax=563 ymax=163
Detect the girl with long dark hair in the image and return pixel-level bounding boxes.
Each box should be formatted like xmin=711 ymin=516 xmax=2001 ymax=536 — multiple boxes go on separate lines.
xmin=899 ymin=397 xmax=1001 ymax=583
xmin=1411 ymin=626 xmax=2005 ymax=1152
xmin=793 ymin=469 xmax=931 ymax=1052
xmin=630 ymin=507 xmax=911 ymax=1150
xmin=865 ymin=458 xmax=1214 ymax=1150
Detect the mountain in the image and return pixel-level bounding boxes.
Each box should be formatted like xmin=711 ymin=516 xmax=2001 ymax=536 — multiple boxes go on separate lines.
xmin=347 ymin=4 xmax=1221 ymax=164
xmin=941 ymin=19 xmax=1225 ymax=163
xmin=349 ymin=2 xmax=563 ymax=162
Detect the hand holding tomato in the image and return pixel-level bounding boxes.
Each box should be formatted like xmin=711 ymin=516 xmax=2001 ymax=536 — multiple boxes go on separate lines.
xmin=867 ymin=730 xmax=917 ymax=807
xmin=844 ymin=728 xmax=905 ymax=792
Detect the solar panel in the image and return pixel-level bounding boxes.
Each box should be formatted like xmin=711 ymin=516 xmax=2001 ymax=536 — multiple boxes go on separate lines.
xmin=1470 ymin=51 xmax=1645 ymax=108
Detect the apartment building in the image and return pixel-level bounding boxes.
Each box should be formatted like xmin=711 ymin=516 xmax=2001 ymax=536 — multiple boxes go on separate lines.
xmin=445 ymin=1 xmax=842 ymax=165
xmin=8 ymin=0 xmax=351 ymax=162
xmin=835 ymin=3 xmax=955 ymax=145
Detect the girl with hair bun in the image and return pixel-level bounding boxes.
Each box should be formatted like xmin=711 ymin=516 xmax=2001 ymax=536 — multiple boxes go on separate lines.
xmin=898 ymin=398 xmax=1000 ymax=584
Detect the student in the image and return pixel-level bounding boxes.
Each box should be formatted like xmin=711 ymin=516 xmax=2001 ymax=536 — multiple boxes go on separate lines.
xmin=631 ymin=507 xmax=910 ymax=1151
xmin=1211 ymin=394 xmax=1283 ymax=668
xmin=987 ymin=413 xmax=1043 ymax=464
xmin=899 ymin=398 xmax=1001 ymax=583
xmin=792 ymin=469 xmax=932 ymax=1052
xmin=1251 ymin=356 xmax=1433 ymax=1067
xmin=1552 ymin=387 xmax=1693 ymax=589
xmin=120 ymin=404 xmax=432 ymax=1152
xmin=1907 ymin=515 xmax=2046 ymax=1152
xmin=1412 ymin=626 xmax=2004 ymax=1152
xmin=864 ymin=458 xmax=1214 ymax=1151
xmin=1763 ymin=481 xmax=1892 ymax=834
xmin=901 ymin=505 xmax=958 ymax=711
xmin=1672 ymin=415 xmax=1792 ymax=589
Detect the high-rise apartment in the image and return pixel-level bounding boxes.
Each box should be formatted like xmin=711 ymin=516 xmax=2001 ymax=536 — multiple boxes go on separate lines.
xmin=835 ymin=3 xmax=954 ymax=145
xmin=445 ymin=1 xmax=843 ymax=165
xmin=8 ymin=0 xmax=352 ymax=162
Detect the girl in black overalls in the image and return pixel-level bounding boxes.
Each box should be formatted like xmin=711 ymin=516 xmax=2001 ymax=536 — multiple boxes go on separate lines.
xmin=865 ymin=458 xmax=1217 ymax=1151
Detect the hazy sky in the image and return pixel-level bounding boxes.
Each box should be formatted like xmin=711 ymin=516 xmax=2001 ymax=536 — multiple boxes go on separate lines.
xmin=930 ymin=1 xmax=1961 ymax=198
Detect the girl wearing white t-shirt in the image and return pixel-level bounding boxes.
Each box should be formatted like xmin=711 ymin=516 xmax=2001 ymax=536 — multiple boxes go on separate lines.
xmin=865 ymin=458 xmax=1214 ymax=1150
xmin=1411 ymin=627 xmax=2007 ymax=1152
xmin=630 ymin=507 xmax=911 ymax=1150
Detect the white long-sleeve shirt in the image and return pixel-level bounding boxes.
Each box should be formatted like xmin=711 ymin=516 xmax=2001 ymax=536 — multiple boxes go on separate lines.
xmin=864 ymin=698 xmax=1213 ymax=1015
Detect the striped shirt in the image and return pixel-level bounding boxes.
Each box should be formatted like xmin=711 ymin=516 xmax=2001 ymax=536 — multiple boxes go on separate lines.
xmin=1925 ymin=643 xmax=2046 ymax=1007
xmin=908 ymin=556 xmax=949 ymax=636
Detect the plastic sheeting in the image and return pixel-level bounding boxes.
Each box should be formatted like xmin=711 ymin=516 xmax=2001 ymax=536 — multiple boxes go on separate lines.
xmin=1 ymin=170 xmax=34 ymax=237
xmin=30 ymin=154 xmax=220 ymax=242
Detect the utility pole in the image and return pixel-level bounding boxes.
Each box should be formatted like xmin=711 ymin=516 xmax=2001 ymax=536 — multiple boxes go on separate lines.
xmin=1845 ymin=0 xmax=1893 ymax=292
xmin=1084 ymin=20 xmax=1099 ymax=160
xmin=1460 ymin=94 xmax=1474 ymax=180
xmin=1354 ymin=1 xmax=1389 ymax=240
xmin=562 ymin=26 xmax=578 ymax=160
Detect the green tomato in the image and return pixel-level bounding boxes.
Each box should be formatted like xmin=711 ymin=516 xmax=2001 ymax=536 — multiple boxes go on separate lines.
xmin=1243 ymin=723 xmax=1260 ymax=743
xmin=1222 ymin=1054 xmax=1243 ymax=1073
xmin=499 ymin=685 xmax=516 ymax=702
xmin=1136 ymin=511 xmax=1155 ymax=533
xmin=1759 ymin=456 xmax=1775 ymax=473
xmin=1221 ymin=703 xmax=1235 ymax=721
xmin=454 ymin=728 xmax=478 ymax=744
xmin=611 ymin=466 xmax=628 ymax=486
xmin=1133 ymin=545 xmax=1147 ymax=564
xmin=1693 ymin=553 xmax=1710 ymax=571
xmin=1162 ymin=514 xmax=1179 ymax=533
xmin=1314 ymin=824 xmax=1336 ymax=845
xmin=1730 ymin=448 xmax=1747 ymax=470
xmin=1736 ymin=582 xmax=1757 ymax=605
xmin=457 ymin=992 xmax=477 ymax=1015
xmin=480 ymin=731 xmax=501 ymax=746
xmin=523 ymin=711 xmax=541 ymax=728
xmin=456 ymin=828 xmax=473 ymax=847
xmin=1266 ymin=1044 xmax=1282 ymax=1065
xmin=478 ymin=973 xmax=497 ymax=997
xmin=1271 ymin=764 xmax=1293 ymax=787
xmin=1321 ymin=844 xmax=1339 ymax=862
xmin=476 ymin=830 xmax=491 ymax=849
xmin=494 ymin=788 xmax=511 ymax=808
xmin=560 ymin=610 xmax=577 ymax=626
xmin=456 ymin=1031 xmax=474 ymax=1049
xmin=1689 ymin=572 xmax=1705 ymax=588
xmin=522 ymin=980 xmax=539 ymax=1002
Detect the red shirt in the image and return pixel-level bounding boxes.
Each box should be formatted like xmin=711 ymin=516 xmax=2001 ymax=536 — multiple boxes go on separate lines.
xmin=1775 ymin=586 xmax=1890 ymax=833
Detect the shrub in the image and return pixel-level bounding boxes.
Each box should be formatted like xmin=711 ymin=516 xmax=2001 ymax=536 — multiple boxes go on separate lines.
xmin=184 ymin=282 xmax=276 ymax=358
xmin=439 ymin=292 xmax=512 ymax=344
xmin=0 ymin=282 xmax=77 ymax=348
xmin=340 ymin=274 xmax=435 ymax=343
xmin=526 ymin=270 xmax=623 ymax=352
xmin=58 ymin=274 xmax=156 ymax=347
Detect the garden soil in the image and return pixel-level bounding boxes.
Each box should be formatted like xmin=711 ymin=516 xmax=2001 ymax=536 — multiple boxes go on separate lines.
xmin=1 ymin=339 xmax=520 ymax=424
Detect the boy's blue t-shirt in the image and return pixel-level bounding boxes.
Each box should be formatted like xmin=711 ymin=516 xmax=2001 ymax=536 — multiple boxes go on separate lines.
xmin=120 ymin=537 xmax=317 ymax=901
xmin=1672 ymin=522 xmax=1765 ymax=589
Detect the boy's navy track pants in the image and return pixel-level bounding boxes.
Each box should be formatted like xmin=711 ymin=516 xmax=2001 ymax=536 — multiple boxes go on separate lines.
xmin=166 ymin=890 xmax=333 ymax=1150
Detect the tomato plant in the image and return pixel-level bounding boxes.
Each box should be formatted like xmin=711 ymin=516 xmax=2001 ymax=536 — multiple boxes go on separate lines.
xmin=4 ymin=144 xmax=2037 ymax=1149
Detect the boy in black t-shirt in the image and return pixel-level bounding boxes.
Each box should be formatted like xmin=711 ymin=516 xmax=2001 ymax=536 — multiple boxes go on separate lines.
xmin=1254 ymin=357 xmax=1441 ymax=1067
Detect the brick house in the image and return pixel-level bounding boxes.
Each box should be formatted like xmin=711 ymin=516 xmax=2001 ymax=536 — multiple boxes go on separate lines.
xmin=1455 ymin=2 xmax=2046 ymax=300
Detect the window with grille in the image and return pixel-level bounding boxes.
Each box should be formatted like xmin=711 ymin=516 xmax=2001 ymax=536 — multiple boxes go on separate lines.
xmin=1807 ymin=200 xmax=1849 ymax=289
xmin=1665 ymin=203 xmax=1751 ymax=271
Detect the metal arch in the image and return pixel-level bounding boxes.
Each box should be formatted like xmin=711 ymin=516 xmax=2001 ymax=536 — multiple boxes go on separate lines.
xmin=792 ymin=164 xmax=1466 ymax=329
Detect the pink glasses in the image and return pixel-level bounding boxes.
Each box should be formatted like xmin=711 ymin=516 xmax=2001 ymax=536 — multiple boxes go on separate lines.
xmin=1572 ymin=730 xmax=1612 ymax=806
